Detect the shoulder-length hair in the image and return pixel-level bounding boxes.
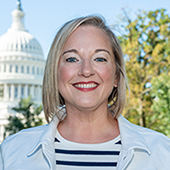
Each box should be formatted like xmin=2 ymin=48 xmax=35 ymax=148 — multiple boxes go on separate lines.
xmin=42 ymin=15 xmax=127 ymax=123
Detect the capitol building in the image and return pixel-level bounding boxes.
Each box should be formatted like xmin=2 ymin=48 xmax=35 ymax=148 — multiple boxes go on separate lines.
xmin=0 ymin=1 xmax=45 ymax=142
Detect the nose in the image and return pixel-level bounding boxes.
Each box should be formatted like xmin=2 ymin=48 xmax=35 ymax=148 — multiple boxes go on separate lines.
xmin=78 ymin=60 xmax=95 ymax=77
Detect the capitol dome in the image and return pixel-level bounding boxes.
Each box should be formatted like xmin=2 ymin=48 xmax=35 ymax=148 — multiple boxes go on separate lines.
xmin=0 ymin=3 xmax=44 ymax=60
xmin=0 ymin=1 xmax=46 ymax=142
xmin=0 ymin=30 xmax=44 ymax=59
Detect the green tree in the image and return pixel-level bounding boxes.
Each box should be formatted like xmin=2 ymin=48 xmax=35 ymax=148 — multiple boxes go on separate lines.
xmin=118 ymin=9 xmax=170 ymax=132
xmin=4 ymin=97 xmax=44 ymax=138
xmin=150 ymin=73 xmax=170 ymax=137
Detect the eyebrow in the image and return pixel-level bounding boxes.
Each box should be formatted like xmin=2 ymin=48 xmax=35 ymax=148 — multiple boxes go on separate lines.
xmin=62 ymin=49 xmax=78 ymax=56
xmin=95 ymin=49 xmax=111 ymax=55
xmin=62 ymin=48 xmax=111 ymax=56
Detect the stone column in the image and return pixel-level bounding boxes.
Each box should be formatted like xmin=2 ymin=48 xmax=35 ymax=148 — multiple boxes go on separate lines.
xmin=18 ymin=84 xmax=21 ymax=99
xmin=6 ymin=64 xmax=10 ymax=73
xmin=24 ymin=84 xmax=28 ymax=98
xmin=11 ymin=84 xmax=15 ymax=101
xmin=4 ymin=84 xmax=8 ymax=101
xmin=3 ymin=64 xmax=6 ymax=72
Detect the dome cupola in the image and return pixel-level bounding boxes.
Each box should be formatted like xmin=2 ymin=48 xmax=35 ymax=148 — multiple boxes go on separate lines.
xmin=0 ymin=0 xmax=44 ymax=60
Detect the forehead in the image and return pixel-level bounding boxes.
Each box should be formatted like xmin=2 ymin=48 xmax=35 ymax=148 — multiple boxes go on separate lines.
xmin=71 ymin=25 xmax=108 ymax=38
xmin=62 ymin=25 xmax=112 ymax=52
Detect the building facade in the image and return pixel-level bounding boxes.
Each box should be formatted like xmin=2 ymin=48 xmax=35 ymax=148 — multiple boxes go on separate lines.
xmin=0 ymin=1 xmax=45 ymax=142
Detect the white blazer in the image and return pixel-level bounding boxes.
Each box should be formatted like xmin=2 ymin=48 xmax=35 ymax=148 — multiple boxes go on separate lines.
xmin=1 ymin=115 xmax=170 ymax=170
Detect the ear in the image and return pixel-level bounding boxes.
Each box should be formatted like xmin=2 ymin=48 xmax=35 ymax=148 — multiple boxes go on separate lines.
xmin=114 ymin=74 xmax=118 ymax=87
xmin=114 ymin=81 xmax=117 ymax=88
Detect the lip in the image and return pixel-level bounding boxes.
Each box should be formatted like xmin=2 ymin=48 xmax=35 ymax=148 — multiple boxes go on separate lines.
xmin=73 ymin=81 xmax=99 ymax=92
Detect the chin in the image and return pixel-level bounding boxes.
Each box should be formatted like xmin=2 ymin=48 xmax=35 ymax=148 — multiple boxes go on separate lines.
xmin=75 ymin=102 xmax=103 ymax=111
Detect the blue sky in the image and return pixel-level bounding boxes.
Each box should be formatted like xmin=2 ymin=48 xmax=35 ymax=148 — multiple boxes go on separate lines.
xmin=0 ymin=0 xmax=170 ymax=58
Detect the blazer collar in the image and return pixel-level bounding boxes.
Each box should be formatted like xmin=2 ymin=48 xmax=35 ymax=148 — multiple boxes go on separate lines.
xmin=118 ymin=115 xmax=151 ymax=154
xmin=27 ymin=115 xmax=59 ymax=157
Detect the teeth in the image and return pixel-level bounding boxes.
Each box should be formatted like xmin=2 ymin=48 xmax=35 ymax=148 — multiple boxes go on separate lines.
xmin=74 ymin=83 xmax=98 ymax=88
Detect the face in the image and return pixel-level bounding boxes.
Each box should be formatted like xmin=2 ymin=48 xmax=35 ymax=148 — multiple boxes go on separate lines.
xmin=57 ymin=25 xmax=117 ymax=111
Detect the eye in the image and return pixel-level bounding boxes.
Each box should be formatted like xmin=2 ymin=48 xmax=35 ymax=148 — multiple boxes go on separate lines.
xmin=66 ymin=57 xmax=78 ymax=62
xmin=94 ymin=58 xmax=107 ymax=62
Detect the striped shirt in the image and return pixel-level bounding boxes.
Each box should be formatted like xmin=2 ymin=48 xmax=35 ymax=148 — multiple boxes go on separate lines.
xmin=54 ymin=129 xmax=121 ymax=170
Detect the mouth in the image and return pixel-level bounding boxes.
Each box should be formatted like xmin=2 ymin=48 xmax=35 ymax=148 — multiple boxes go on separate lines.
xmin=73 ymin=82 xmax=99 ymax=91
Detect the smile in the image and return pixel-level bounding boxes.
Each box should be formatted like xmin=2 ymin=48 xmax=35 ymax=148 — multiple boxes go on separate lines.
xmin=74 ymin=83 xmax=98 ymax=88
xmin=73 ymin=82 xmax=99 ymax=92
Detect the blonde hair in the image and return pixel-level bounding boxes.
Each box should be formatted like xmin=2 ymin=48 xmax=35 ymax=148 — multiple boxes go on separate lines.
xmin=43 ymin=15 xmax=127 ymax=123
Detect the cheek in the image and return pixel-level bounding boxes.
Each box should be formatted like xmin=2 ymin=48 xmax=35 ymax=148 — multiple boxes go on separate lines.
xmin=57 ymin=65 xmax=75 ymax=85
xmin=97 ymin=65 xmax=116 ymax=84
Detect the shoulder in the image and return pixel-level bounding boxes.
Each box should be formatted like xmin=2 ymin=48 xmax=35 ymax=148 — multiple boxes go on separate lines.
xmin=138 ymin=125 xmax=170 ymax=153
xmin=118 ymin=115 xmax=170 ymax=153
xmin=3 ymin=124 xmax=47 ymax=141
xmin=1 ymin=124 xmax=48 ymax=153
xmin=0 ymin=124 xmax=56 ymax=169
xmin=129 ymin=119 xmax=170 ymax=144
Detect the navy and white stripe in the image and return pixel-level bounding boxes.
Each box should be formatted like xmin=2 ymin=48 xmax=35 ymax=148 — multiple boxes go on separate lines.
xmin=54 ymin=130 xmax=121 ymax=170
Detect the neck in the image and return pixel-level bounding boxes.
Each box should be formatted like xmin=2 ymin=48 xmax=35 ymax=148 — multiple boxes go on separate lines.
xmin=58 ymin=105 xmax=120 ymax=144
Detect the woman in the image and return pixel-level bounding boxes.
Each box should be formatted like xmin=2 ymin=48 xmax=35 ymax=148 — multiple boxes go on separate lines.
xmin=1 ymin=15 xmax=170 ymax=170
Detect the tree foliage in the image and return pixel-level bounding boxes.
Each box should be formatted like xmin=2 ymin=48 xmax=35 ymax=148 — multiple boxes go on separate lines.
xmin=118 ymin=9 xmax=170 ymax=136
xmin=150 ymin=73 xmax=170 ymax=137
xmin=4 ymin=97 xmax=44 ymax=138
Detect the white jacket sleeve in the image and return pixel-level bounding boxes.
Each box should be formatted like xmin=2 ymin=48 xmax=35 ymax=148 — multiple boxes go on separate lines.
xmin=0 ymin=144 xmax=4 ymax=170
